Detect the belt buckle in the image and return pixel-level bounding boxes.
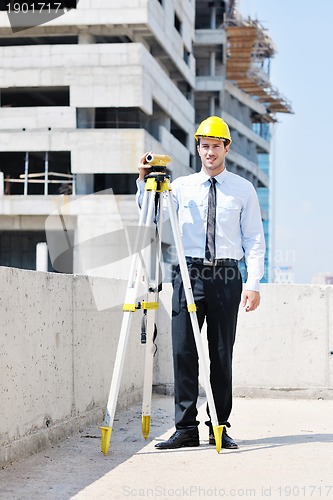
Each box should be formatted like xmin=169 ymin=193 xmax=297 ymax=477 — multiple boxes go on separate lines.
xmin=203 ymin=258 xmax=215 ymax=266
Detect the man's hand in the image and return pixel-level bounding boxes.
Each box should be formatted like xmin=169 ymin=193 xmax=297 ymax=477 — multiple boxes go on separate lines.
xmin=138 ymin=151 xmax=153 ymax=181
xmin=241 ymin=290 xmax=260 ymax=312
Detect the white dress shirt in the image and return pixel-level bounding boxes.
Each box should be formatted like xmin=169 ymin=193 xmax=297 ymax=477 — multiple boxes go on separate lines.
xmin=137 ymin=168 xmax=265 ymax=291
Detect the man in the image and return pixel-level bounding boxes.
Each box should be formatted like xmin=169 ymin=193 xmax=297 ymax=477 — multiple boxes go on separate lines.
xmin=137 ymin=116 xmax=265 ymax=450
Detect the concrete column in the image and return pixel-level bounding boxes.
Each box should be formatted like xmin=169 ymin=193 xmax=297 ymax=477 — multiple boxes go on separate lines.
xmin=210 ymin=51 xmax=216 ymax=76
xmin=78 ymin=32 xmax=95 ymax=44
xmin=210 ymin=4 xmax=217 ymax=29
xmin=75 ymin=174 xmax=95 ymax=195
xmin=36 ymin=242 xmax=48 ymax=271
xmin=148 ymin=110 xmax=170 ymax=140
xmin=0 ymin=172 xmax=4 ymax=195
xmin=77 ymin=108 xmax=95 ymax=129
xmin=209 ymin=96 xmax=215 ymax=116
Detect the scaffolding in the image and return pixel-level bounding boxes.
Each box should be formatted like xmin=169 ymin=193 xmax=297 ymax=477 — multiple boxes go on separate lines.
xmin=4 ymin=152 xmax=75 ymax=196
xmin=224 ymin=8 xmax=293 ymax=121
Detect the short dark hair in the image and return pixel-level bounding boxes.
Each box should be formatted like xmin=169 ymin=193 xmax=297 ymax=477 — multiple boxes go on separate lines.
xmin=197 ymin=136 xmax=230 ymax=146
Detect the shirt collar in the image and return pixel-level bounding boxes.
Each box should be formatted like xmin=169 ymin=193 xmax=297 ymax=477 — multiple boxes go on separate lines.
xmin=198 ymin=168 xmax=228 ymax=185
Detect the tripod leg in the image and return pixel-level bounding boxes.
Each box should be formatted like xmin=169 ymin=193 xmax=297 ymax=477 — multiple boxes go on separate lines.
xmin=141 ymin=301 xmax=156 ymax=439
xmin=141 ymin=193 xmax=164 ymax=439
xmin=100 ymin=308 xmax=134 ymax=454
xmin=165 ymin=190 xmax=224 ymax=453
xmin=100 ymin=188 xmax=157 ymax=455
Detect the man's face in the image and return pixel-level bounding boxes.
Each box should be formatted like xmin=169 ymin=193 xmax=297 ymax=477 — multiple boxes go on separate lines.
xmin=197 ymin=137 xmax=229 ymax=176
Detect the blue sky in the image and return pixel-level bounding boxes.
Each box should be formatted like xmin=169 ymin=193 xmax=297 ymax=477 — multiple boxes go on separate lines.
xmin=237 ymin=0 xmax=333 ymax=283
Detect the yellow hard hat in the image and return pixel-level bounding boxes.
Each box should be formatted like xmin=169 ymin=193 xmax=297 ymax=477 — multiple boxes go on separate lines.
xmin=194 ymin=116 xmax=232 ymax=143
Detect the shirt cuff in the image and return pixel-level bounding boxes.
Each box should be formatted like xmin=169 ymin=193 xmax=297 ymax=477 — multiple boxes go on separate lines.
xmin=244 ymin=278 xmax=260 ymax=292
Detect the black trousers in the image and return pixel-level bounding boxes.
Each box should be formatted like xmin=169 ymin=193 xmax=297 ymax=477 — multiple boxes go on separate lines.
xmin=171 ymin=262 xmax=242 ymax=429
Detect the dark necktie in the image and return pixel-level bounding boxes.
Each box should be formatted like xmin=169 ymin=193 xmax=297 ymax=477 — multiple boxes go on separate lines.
xmin=205 ymin=177 xmax=217 ymax=262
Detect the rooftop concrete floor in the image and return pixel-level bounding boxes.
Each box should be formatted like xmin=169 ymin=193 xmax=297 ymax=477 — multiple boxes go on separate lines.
xmin=1 ymin=395 xmax=333 ymax=500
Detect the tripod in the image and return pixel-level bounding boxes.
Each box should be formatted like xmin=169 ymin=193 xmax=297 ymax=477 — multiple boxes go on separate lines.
xmin=100 ymin=154 xmax=224 ymax=454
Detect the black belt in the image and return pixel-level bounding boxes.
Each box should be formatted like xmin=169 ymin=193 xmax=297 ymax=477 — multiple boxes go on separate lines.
xmin=185 ymin=257 xmax=238 ymax=267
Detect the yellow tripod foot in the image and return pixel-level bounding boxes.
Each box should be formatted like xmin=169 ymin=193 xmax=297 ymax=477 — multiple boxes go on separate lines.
xmin=100 ymin=426 xmax=112 ymax=455
xmin=213 ymin=425 xmax=224 ymax=453
xmin=142 ymin=416 xmax=151 ymax=440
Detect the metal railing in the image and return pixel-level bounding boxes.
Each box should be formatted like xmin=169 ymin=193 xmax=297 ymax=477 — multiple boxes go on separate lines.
xmin=4 ymin=152 xmax=75 ymax=195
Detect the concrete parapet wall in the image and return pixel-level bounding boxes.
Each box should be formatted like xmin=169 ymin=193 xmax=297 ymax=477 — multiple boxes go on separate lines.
xmin=0 ymin=107 xmax=76 ymax=131
xmin=0 ymin=266 xmax=144 ymax=467
xmin=153 ymin=284 xmax=333 ymax=399
xmin=1 ymin=272 xmax=332 ymax=467
xmin=234 ymin=284 xmax=333 ymax=398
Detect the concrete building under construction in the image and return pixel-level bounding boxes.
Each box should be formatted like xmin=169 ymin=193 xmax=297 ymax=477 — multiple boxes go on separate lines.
xmin=0 ymin=0 xmax=292 ymax=281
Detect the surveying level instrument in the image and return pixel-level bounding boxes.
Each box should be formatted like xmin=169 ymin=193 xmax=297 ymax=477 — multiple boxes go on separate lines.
xmin=100 ymin=154 xmax=225 ymax=454
xmin=145 ymin=153 xmax=172 ymax=167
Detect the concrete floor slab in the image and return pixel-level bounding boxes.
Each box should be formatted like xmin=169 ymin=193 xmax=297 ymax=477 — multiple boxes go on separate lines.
xmin=1 ymin=395 xmax=333 ymax=500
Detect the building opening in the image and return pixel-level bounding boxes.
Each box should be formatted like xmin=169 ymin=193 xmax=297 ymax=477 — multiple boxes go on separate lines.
xmin=0 ymin=86 xmax=70 ymax=107
xmin=0 ymin=230 xmax=73 ymax=273
xmin=0 ymin=151 xmax=72 ymax=195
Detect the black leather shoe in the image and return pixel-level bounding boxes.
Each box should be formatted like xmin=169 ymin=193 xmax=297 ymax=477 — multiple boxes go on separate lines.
xmin=155 ymin=429 xmax=199 ymax=450
xmin=209 ymin=427 xmax=238 ymax=449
